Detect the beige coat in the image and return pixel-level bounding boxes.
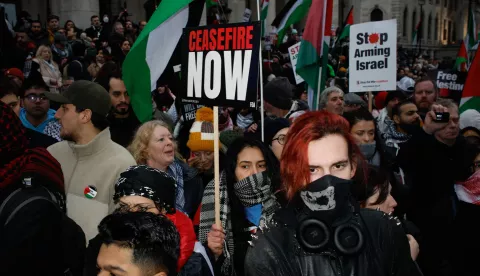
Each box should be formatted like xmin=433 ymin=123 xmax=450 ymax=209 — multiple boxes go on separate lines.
xmin=47 ymin=128 xmax=137 ymax=241
xmin=34 ymin=58 xmax=62 ymax=93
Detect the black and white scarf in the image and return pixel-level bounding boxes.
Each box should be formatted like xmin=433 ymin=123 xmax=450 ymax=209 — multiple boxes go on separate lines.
xmin=199 ymin=172 xmax=279 ymax=275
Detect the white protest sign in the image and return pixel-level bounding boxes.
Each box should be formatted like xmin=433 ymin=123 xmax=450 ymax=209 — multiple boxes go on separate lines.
xmin=288 ymin=42 xmax=304 ymax=85
xmin=349 ymin=19 xmax=397 ymax=92
xmin=242 ymin=9 xmax=252 ymax=22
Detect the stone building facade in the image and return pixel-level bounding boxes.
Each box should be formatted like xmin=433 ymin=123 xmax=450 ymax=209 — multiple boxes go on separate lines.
xmin=3 ymin=0 xmax=479 ymax=56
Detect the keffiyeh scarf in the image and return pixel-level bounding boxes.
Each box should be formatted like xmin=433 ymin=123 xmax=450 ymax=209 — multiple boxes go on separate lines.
xmin=199 ymin=172 xmax=279 ymax=275
xmin=168 ymin=160 xmax=185 ymax=212
xmin=455 ymin=170 xmax=480 ymax=205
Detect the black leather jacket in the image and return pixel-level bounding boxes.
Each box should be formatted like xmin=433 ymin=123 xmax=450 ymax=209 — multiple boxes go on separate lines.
xmin=245 ymin=208 xmax=422 ymax=276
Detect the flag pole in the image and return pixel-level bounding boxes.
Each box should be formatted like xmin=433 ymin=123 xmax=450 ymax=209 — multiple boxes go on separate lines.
xmin=257 ymin=0 xmax=265 ymax=142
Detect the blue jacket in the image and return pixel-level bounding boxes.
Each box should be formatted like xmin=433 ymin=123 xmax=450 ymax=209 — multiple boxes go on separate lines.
xmin=20 ymin=108 xmax=56 ymax=133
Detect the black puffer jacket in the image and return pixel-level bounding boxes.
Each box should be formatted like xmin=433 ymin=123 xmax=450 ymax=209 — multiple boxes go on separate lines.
xmin=245 ymin=207 xmax=422 ymax=276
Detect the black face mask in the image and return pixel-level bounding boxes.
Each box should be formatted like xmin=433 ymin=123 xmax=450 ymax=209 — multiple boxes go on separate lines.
xmin=298 ymin=175 xmax=353 ymax=224
xmin=295 ymin=175 xmax=365 ymax=255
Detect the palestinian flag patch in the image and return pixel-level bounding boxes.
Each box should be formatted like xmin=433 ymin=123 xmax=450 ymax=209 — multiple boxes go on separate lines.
xmin=84 ymin=185 xmax=97 ymax=199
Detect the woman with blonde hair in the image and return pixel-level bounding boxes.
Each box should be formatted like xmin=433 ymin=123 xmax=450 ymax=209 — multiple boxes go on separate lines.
xmin=33 ymin=45 xmax=62 ymax=93
xmin=129 ymin=120 xmax=204 ymax=219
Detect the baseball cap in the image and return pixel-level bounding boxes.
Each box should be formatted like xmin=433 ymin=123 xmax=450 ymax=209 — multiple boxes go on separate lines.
xmin=44 ymin=80 xmax=111 ymax=116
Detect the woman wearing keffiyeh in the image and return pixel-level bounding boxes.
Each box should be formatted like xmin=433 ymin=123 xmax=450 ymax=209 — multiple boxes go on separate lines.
xmin=199 ymin=138 xmax=282 ymax=276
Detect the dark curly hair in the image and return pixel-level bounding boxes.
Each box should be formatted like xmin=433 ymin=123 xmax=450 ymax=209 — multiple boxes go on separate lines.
xmin=97 ymin=212 xmax=180 ymax=275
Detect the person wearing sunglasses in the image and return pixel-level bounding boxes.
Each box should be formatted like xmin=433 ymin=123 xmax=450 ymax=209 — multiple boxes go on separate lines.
xmin=19 ymin=78 xmax=56 ymax=134
xmin=264 ymin=118 xmax=290 ymax=160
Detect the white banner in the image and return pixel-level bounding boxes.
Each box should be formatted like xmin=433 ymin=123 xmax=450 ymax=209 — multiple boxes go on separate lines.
xmin=349 ymin=19 xmax=397 ymax=92
xmin=288 ymin=42 xmax=305 ymax=85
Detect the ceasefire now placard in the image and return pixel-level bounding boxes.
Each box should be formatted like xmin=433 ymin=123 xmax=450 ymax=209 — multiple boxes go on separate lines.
xmin=180 ymin=22 xmax=261 ymax=108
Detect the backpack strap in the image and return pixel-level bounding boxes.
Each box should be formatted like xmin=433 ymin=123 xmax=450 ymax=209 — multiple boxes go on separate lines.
xmin=4 ymin=196 xmax=58 ymax=226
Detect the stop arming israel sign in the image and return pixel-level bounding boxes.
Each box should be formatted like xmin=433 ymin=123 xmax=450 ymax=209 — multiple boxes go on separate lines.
xmin=349 ymin=19 xmax=397 ymax=92
xmin=181 ymin=22 xmax=261 ymax=108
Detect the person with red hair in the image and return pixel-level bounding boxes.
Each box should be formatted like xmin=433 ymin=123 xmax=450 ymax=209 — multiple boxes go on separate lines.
xmin=245 ymin=111 xmax=422 ymax=276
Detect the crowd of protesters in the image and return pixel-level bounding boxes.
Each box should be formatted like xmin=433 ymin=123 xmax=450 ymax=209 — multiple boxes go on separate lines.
xmin=1 ymin=5 xmax=480 ymax=276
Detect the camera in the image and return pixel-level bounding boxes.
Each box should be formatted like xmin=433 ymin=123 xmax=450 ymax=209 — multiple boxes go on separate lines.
xmin=434 ymin=112 xmax=450 ymax=123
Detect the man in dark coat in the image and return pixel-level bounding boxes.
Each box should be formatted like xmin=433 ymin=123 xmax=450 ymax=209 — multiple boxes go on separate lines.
xmin=398 ymin=99 xmax=466 ymax=276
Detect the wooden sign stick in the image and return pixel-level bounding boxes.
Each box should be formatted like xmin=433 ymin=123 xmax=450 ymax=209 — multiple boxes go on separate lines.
xmin=213 ymin=106 xmax=221 ymax=226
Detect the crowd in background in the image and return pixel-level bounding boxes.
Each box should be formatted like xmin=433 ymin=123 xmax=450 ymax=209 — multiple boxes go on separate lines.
xmin=0 ymin=5 xmax=480 ymax=276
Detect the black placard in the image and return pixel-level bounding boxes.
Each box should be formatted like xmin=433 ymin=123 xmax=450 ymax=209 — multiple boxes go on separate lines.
xmin=180 ymin=22 xmax=261 ymax=108
xmin=427 ymin=69 xmax=467 ymax=105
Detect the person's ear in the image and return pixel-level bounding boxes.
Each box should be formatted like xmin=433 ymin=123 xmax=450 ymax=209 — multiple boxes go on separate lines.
xmin=79 ymin=109 xmax=92 ymax=124
xmin=393 ymin=114 xmax=401 ymax=125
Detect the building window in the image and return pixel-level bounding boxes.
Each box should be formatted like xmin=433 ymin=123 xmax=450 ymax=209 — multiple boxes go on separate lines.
xmin=443 ymin=19 xmax=447 ymax=40
xmin=428 ymin=14 xmax=432 ymax=39
xmin=370 ymin=8 xmax=383 ymax=22
xmin=435 ymin=15 xmax=439 ymax=40
xmin=420 ymin=10 xmax=425 ymax=42
xmin=448 ymin=20 xmax=452 ymax=42
xmin=403 ymin=7 xmax=408 ymax=36
xmin=444 ymin=0 xmax=447 ymax=8
xmin=412 ymin=9 xmax=417 ymax=36
xmin=452 ymin=22 xmax=456 ymax=42
xmin=436 ymin=0 xmax=440 ymax=4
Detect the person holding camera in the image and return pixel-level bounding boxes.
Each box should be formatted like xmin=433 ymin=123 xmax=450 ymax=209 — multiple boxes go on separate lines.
xmin=397 ymin=99 xmax=465 ymax=276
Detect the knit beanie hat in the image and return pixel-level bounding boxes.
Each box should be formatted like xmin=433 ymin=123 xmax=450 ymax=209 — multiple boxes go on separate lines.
xmin=113 ymin=165 xmax=177 ymax=214
xmin=219 ymin=128 xmax=244 ymax=153
xmin=264 ymin=117 xmax=290 ymax=146
xmin=264 ymin=77 xmax=294 ymax=110
xmin=187 ymin=107 xmax=214 ymax=152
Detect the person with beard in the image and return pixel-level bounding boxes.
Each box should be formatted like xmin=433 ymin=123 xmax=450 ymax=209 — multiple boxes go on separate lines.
xmin=263 ymin=77 xmax=308 ymax=122
xmin=381 ymin=100 xmax=421 ymax=156
xmin=397 ymin=99 xmax=465 ymax=276
xmin=244 ymin=111 xmax=420 ymax=276
xmin=97 ymin=71 xmax=141 ymax=147
xmin=413 ymin=76 xmax=437 ymax=120
xmin=376 ymin=90 xmax=407 ymax=135
xmin=45 ymin=80 xmax=136 ymax=241
xmin=0 ymin=101 xmax=86 ymax=276
xmin=19 ymin=77 xmax=56 ymax=134
xmin=27 ymin=20 xmax=49 ymax=47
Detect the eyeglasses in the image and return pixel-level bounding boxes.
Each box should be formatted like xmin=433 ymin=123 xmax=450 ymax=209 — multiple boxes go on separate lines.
xmin=272 ymin=134 xmax=286 ymax=145
xmin=25 ymin=94 xmax=48 ymax=102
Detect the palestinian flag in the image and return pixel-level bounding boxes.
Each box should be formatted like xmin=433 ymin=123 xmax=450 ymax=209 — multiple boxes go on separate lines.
xmin=261 ymin=0 xmax=269 ymax=37
xmin=454 ymin=40 xmax=469 ymax=72
xmin=460 ymin=45 xmax=480 ymax=113
xmin=272 ymin=0 xmax=312 ymax=46
xmin=296 ymin=0 xmax=332 ymax=110
xmin=337 ymin=6 xmax=353 ymax=41
xmin=206 ymin=0 xmax=219 ymax=9
xmin=123 ymin=0 xmax=205 ymax=123
xmin=412 ymin=19 xmax=421 ymax=46
xmin=466 ymin=4 xmax=477 ymax=50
